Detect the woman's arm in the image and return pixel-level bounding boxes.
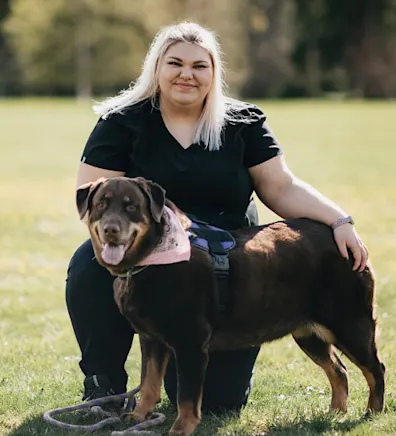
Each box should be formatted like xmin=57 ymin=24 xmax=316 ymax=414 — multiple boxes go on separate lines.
xmin=249 ymin=155 xmax=369 ymax=272
xmin=249 ymin=155 xmax=347 ymax=224
xmin=76 ymin=162 xmax=125 ymax=188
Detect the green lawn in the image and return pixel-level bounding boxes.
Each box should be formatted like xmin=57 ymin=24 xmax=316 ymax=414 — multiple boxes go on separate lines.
xmin=0 ymin=98 xmax=395 ymax=436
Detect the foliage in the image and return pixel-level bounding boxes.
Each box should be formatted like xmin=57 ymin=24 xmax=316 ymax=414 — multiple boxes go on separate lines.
xmin=1 ymin=0 xmax=396 ymax=97
xmin=4 ymin=0 xmax=154 ymax=95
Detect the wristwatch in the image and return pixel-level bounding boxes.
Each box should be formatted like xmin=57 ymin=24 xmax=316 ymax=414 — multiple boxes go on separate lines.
xmin=330 ymin=216 xmax=354 ymax=230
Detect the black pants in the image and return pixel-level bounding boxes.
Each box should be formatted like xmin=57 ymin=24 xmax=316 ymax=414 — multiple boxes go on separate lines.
xmin=65 ymin=239 xmax=261 ymax=412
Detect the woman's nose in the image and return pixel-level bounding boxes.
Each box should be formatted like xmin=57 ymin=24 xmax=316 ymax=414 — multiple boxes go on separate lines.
xmin=180 ymin=68 xmax=193 ymax=79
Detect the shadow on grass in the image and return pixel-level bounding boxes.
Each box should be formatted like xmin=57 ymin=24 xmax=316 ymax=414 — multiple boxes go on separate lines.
xmin=263 ymin=415 xmax=370 ymax=436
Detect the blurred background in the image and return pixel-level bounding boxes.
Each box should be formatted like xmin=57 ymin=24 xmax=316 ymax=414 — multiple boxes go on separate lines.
xmin=1 ymin=0 xmax=396 ymax=100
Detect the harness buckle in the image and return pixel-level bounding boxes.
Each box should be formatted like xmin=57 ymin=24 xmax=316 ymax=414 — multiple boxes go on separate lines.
xmin=211 ymin=254 xmax=229 ymax=273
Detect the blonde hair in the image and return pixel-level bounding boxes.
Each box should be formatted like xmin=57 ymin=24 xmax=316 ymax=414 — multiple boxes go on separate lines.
xmin=93 ymin=22 xmax=254 ymax=151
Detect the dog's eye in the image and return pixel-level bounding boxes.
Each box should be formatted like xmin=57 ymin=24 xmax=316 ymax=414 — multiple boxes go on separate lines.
xmin=96 ymin=201 xmax=106 ymax=211
xmin=126 ymin=204 xmax=137 ymax=212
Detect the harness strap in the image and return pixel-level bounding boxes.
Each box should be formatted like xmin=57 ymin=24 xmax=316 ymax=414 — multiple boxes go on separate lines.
xmin=189 ymin=225 xmax=233 ymax=313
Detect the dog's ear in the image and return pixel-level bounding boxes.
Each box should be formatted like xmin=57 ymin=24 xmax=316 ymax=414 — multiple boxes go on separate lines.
xmin=135 ymin=177 xmax=166 ymax=223
xmin=76 ymin=178 xmax=107 ymax=220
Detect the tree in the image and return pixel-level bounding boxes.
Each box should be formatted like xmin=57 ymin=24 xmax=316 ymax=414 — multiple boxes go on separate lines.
xmin=4 ymin=0 xmax=249 ymax=97
xmin=4 ymin=0 xmax=396 ymax=98
xmin=240 ymin=0 xmax=296 ymax=98
xmin=0 ymin=0 xmax=21 ymax=94
xmin=4 ymin=0 xmax=159 ymax=96
xmin=293 ymin=0 xmax=396 ymax=97
xmin=321 ymin=0 xmax=396 ymax=98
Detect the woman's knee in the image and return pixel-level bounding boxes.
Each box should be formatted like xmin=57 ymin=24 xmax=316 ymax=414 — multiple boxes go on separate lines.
xmin=67 ymin=239 xmax=95 ymax=275
xmin=66 ymin=239 xmax=114 ymax=301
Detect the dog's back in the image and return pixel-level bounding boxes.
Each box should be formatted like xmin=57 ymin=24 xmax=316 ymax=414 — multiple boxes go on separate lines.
xmin=209 ymin=218 xmax=375 ymax=350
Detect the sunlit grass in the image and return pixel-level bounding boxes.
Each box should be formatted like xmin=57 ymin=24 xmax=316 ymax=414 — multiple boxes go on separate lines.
xmin=1 ymin=98 xmax=395 ymax=435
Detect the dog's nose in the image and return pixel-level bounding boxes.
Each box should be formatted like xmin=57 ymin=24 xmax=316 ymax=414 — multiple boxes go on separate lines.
xmin=103 ymin=222 xmax=121 ymax=236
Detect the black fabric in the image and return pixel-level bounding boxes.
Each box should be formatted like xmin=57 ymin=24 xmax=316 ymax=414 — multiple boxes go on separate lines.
xmin=81 ymin=100 xmax=282 ymax=231
xmin=66 ymin=239 xmax=132 ymax=395
xmin=164 ymin=346 xmax=260 ymax=413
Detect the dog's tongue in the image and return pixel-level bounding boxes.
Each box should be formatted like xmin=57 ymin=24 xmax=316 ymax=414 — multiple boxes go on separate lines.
xmin=101 ymin=244 xmax=125 ymax=265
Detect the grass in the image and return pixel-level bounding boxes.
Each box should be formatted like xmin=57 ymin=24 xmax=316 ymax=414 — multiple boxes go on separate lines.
xmin=0 ymin=98 xmax=395 ymax=435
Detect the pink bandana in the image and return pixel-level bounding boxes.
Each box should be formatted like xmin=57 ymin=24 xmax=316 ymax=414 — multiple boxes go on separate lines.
xmin=136 ymin=206 xmax=191 ymax=266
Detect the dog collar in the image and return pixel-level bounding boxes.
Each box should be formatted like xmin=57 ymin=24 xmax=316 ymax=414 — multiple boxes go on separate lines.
xmin=117 ymin=265 xmax=149 ymax=279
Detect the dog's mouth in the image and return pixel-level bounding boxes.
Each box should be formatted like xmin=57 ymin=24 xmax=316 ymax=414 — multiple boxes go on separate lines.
xmin=99 ymin=234 xmax=136 ymax=266
xmin=101 ymin=243 xmax=128 ymax=265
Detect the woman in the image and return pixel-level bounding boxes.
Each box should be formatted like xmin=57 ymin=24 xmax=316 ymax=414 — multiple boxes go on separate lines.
xmin=66 ymin=21 xmax=368 ymax=414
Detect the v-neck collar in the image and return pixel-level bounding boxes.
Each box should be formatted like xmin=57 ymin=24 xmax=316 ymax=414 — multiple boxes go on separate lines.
xmin=156 ymin=106 xmax=198 ymax=151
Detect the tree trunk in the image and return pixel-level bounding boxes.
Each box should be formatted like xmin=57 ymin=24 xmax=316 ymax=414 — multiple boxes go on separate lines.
xmin=0 ymin=0 xmax=21 ymax=95
xmin=75 ymin=1 xmax=92 ymax=99
xmin=241 ymin=0 xmax=295 ymax=98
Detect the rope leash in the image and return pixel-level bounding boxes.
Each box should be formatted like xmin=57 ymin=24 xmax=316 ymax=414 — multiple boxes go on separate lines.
xmin=43 ymin=386 xmax=166 ymax=435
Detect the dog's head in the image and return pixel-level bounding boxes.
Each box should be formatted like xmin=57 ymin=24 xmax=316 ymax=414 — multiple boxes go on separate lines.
xmin=76 ymin=177 xmax=166 ymax=272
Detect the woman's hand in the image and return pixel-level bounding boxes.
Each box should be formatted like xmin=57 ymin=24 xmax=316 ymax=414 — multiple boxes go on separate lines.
xmin=333 ymin=225 xmax=369 ymax=272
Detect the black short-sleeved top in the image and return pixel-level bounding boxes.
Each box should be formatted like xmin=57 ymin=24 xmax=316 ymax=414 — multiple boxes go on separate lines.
xmin=81 ymin=99 xmax=282 ymax=230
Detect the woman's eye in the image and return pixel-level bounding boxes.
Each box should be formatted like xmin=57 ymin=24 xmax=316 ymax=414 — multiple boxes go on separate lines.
xmin=194 ymin=65 xmax=206 ymax=69
xmin=168 ymin=61 xmax=181 ymax=66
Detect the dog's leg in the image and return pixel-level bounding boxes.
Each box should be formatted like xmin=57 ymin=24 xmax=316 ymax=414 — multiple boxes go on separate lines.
xmin=169 ymin=346 xmax=209 ymax=436
xmin=293 ymin=333 xmax=349 ymax=412
xmin=334 ymin=321 xmax=385 ymax=414
xmin=129 ymin=337 xmax=170 ymax=422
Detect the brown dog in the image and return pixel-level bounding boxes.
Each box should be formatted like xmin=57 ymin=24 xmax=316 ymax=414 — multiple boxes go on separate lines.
xmin=77 ymin=176 xmax=385 ymax=436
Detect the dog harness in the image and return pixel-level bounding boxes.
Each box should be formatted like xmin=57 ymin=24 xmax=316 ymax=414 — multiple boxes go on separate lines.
xmin=187 ymin=218 xmax=235 ymax=313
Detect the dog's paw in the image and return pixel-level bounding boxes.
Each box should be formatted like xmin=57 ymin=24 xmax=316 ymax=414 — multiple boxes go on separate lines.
xmin=168 ymin=428 xmax=185 ymax=435
xmin=169 ymin=418 xmax=198 ymax=436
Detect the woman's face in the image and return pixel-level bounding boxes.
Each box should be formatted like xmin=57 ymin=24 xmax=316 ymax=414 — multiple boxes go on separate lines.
xmin=158 ymin=42 xmax=213 ymax=109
